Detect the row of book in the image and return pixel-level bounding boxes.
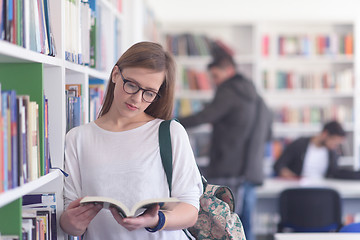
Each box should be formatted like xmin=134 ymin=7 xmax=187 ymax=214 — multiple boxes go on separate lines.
xmin=262 ymin=68 xmax=353 ymax=91
xmin=0 ymin=0 xmax=56 ymax=56
xmin=273 ymin=105 xmax=353 ymax=125
xmin=181 ymin=67 xmax=213 ymax=91
xmin=173 ymin=98 xmax=205 ymax=118
xmin=165 ymin=33 xmax=234 ymax=57
xmin=65 ymin=0 xmax=91 ymax=65
xmin=66 ymin=84 xmax=84 ymax=133
xmin=65 ymin=0 xmax=123 ymax=69
xmin=0 ymin=86 xmax=50 ymax=193
xmin=89 ymin=78 xmax=105 ymax=122
xmin=165 ymin=33 xmax=212 ymax=56
xmin=22 ymin=193 xmax=57 ymax=240
xmin=273 ymin=33 xmax=354 ymax=56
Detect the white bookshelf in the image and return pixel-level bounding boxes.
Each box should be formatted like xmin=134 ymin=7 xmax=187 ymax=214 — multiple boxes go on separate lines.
xmin=0 ymin=0 xmax=154 ymax=238
xmin=158 ymin=18 xmax=359 ymax=239
xmin=0 ymin=170 xmax=62 ymax=209
xmin=160 ymin=19 xmax=359 ymax=165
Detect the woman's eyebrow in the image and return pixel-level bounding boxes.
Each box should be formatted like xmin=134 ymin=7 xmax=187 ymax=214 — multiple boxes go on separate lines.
xmin=125 ymin=76 xmax=159 ymax=92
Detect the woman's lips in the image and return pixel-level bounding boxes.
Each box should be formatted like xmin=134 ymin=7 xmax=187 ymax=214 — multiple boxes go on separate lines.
xmin=126 ymin=103 xmax=138 ymax=110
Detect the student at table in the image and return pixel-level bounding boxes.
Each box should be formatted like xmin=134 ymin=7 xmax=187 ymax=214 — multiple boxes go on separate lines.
xmin=274 ymin=120 xmax=360 ymax=180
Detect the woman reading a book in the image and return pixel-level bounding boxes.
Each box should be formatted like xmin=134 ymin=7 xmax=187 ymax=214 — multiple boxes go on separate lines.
xmin=60 ymin=42 xmax=203 ymax=239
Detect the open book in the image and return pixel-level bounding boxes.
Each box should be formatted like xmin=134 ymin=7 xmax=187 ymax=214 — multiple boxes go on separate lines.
xmin=80 ymin=196 xmax=180 ymax=218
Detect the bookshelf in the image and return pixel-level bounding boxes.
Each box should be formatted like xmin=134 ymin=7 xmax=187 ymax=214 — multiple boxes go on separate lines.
xmin=159 ymin=19 xmax=359 ymax=239
xmin=0 ymin=0 xmax=153 ymax=239
xmin=161 ymin=20 xmax=358 ymax=163
xmin=161 ymin=24 xmax=256 ymax=165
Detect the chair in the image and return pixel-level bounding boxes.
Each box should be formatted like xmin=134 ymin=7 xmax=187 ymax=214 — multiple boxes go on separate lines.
xmin=339 ymin=222 xmax=360 ymax=232
xmin=277 ymin=187 xmax=342 ymax=232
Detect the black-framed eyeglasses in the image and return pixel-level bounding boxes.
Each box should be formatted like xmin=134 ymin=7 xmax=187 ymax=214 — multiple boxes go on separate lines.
xmin=118 ymin=68 xmax=161 ymax=103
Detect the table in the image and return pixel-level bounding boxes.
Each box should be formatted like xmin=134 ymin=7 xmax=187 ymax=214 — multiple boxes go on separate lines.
xmin=257 ymin=178 xmax=360 ymax=198
xmin=274 ymin=233 xmax=360 ymax=240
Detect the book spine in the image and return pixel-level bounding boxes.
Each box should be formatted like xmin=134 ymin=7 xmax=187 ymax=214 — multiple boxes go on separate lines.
xmin=2 ymin=92 xmax=8 ymax=191
xmin=9 ymin=90 xmax=18 ymax=188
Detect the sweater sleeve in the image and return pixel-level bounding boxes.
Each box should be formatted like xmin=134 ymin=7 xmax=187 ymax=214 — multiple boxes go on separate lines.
xmin=273 ymin=139 xmax=303 ymax=177
xmin=169 ymin=121 xmax=203 ymax=210
xmin=178 ymin=84 xmax=237 ymax=128
xmin=63 ymin=127 xmax=83 ymax=208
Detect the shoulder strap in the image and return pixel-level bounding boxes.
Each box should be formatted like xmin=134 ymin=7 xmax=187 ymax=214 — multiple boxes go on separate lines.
xmin=159 ymin=119 xmax=175 ymax=196
xmin=159 ymin=119 xmax=194 ymax=240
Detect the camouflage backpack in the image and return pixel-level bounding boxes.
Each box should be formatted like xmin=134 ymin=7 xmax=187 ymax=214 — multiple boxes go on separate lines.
xmin=159 ymin=120 xmax=246 ymax=240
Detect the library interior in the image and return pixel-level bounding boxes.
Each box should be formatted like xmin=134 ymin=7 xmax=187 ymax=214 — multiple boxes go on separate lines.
xmin=0 ymin=0 xmax=360 ymax=239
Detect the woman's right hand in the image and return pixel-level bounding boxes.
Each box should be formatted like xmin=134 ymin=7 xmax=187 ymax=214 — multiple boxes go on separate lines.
xmin=60 ymin=198 xmax=103 ymax=236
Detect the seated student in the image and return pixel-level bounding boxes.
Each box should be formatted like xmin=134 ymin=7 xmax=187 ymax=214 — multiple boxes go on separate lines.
xmin=274 ymin=120 xmax=360 ymax=180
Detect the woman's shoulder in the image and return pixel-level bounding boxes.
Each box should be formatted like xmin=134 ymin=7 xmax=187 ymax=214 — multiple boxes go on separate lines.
xmin=165 ymin=119 xmax=189 ymax=140
xmin=65 ymin=122 xmax=96 ymax=139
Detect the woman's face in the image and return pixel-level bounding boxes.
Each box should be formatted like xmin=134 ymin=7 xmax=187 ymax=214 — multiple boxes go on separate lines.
xmin=111 ymin=66 xmax=165 ymax=119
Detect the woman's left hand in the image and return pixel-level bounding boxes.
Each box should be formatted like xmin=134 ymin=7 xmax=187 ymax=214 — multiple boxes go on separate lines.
xmin=110 ymin=204 xmax=160 ymax=231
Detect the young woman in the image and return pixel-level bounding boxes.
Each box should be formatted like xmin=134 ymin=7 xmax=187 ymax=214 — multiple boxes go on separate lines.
xmin=60 ymin=42 xmax=203 ymax=240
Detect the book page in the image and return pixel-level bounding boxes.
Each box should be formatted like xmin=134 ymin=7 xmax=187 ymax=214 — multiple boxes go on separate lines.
xmin=80 ymin=196 xmax=180 ymax=217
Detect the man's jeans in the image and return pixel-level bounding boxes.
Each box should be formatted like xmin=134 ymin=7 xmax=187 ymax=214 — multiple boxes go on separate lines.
xmin=236 ymin=181 xmax=257 ymax=240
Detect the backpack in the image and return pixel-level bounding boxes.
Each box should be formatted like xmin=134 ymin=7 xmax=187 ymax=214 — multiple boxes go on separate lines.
xmin=159 ymin=119 xmax=246 ymax=240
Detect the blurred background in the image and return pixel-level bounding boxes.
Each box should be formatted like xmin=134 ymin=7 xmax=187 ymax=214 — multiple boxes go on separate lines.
xmin=144 ymin=0 xmax=360 ymax=239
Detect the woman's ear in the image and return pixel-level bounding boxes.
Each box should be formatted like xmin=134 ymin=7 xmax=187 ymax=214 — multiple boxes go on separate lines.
xmin=111 ymin=66 xmax=119 ymax=83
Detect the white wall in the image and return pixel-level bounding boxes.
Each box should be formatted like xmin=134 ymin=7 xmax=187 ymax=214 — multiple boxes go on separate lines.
xmin=146 ymin=0 xmax=360 ymax=23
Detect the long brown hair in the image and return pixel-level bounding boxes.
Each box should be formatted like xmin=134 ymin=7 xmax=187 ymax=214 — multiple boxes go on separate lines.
xmin=98 ymin=42 xmax=176 ymax=120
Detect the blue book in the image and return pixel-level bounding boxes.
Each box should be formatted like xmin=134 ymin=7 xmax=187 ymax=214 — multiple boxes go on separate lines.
xmin=0 ymin=0 xmax=4 ymax=39
xmin=72 ymin=96 xmax=81 ymax=128
xmin=43 ymin=0 xmax=54 ymax=56
xmin=7 ymin=90 xmax=18 ymax=188
xmin=2 ymin=91 xmax=9 ymax=191
xmin=6 ymin=0 xmax=14 ymax=42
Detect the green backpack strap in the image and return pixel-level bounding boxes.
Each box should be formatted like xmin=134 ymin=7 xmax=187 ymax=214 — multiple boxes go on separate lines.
xmin=159 ymin=119 xmax=176 ymax=196
xmin=159 ymin=119 xmax=194 ymax=240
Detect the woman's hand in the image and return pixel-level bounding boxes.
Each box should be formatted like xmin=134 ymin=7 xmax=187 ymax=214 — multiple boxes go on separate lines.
xmin=110 ymin=204 xmax=160 ymax=231
xmin=60 ymin=198 xmax=103 ymax=236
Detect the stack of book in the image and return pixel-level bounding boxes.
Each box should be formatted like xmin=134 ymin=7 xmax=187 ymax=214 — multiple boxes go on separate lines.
xmin=0 ymin=0 xmax=56 ymax=56
xmin=0 ymin=85 xmax=50 ymax=192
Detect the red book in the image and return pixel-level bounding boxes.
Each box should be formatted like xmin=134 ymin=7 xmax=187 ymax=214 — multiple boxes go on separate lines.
xmin=196 ymin=71 xmax=212 ymax=90
xmin=262 ymin=35 xmax=270 ymax=57
xmin=345 ymin=34 xmax=353 ymax=55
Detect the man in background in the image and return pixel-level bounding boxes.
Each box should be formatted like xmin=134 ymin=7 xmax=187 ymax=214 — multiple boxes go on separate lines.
xmin=274 ymin=120 xmax=360 ymax=179
xmin=178 ymin=49 xmax=272 ymax=240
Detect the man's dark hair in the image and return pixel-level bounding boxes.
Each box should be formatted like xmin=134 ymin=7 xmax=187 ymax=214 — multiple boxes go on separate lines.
xmin=207 ymin=54 xmax=235 ymax=70
xmin=322 ymin=120 xmax=346 ymax=137
xmin=208 ymin=41 xmax=236 ymax=69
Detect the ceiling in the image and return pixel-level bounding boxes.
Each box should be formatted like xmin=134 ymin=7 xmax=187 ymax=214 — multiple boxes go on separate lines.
xmin=146 ymin=0 xmax=360 ymax=24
